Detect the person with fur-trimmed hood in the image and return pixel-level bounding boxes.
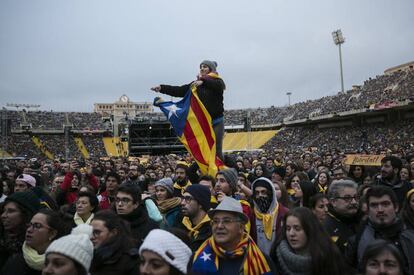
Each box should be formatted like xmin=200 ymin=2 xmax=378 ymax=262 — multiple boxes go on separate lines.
xmin=251 ymin=177 xmax=289 ymax=255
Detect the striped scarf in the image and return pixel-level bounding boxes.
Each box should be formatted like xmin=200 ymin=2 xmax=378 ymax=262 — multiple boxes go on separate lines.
xmin=192 ymin=234 xmax=272 ymax=275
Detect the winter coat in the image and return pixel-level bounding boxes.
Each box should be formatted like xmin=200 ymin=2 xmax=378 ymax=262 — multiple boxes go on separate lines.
xmin=346 ymin=218 xmax=414 ymax=275
xmin=90 ymin=236 xmax=139 ymax=275
xmin=323 ymin=206 xmax=361 ymax=254
xmin=118 ymin=206 xmax=159 ymax=249
xmin=159 ymin=75 xmax=226 ymax=120
xmin=1 ymin=253 xmax=41 ymax=275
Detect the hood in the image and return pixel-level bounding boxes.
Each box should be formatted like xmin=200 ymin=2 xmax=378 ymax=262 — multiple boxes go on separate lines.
xmin=251 ymin=177 xmax=278 ymax=213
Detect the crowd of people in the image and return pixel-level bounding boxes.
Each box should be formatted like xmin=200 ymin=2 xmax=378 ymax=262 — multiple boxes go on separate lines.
xmin=263 ymin=120 xmax=414 ymax=157
xmin=2 ymin=69 xmax=413 ymax=132
xmin=224 ymin=69 xmax=414 ymax=125
xmin=1 ymin=148 xmax=414 ymax=274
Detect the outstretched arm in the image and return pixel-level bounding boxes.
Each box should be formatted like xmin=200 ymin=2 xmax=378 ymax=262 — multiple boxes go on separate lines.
xmin=151 ymin=83 xmax=191 ymax=98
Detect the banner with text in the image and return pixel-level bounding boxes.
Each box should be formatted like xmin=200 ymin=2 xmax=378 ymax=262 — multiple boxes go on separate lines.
xmin=345 ymin=154 xmax=385 ymax=166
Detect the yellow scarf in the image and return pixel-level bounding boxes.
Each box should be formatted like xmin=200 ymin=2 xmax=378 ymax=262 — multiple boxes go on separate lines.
xmin=173 ymin=181 xmax=192 ymax=195
xmin=210 ymin=195 xmax=218 ymax=205
xmin=74 ymin=212 xmax=94 ymax=225
xmin=22 ymin=242 xmax=45 ymax=271
xmin=254 ymin=202 xmax=279 ymax=240
xmin=182 ymin=214 xmax=210 ymax=239
xmin=318 ymin=184 xmax=328 ymax=194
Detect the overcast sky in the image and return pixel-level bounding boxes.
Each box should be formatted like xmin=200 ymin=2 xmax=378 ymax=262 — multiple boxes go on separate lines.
xmin=1 ymin=0 xmax=413 ymax=112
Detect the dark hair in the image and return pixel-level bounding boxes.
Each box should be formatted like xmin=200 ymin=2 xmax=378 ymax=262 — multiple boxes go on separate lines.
xmin=314 ymin=171 xmax=331 ymax=187
xmin=309 ymin=193 xmax=327 ymax=210
xmin=36 ymin=208 xmax=67 ymax=240
xmin=2 ymin=179 xmax=14 ymax=196
xmin=286 ymin=163 xmax=298 ymax=173
xmin=198 ymin=175 xmax=216 ymax=187
xmin=286 ymin=171 xmax=309 ymax=189
xmin=254 ymin=163 xmax=271 ymax=179
xmin=105 ymin=172 xmax=121 ymax=185
xmin=298 ymin=181 xmax=317 ymax=208
xmin=348 ymin=165 xmax=365 ymax=179
xmin=274 ymin=180 xmax=289 ymax=207
xmin=117 ymin=183 xmax=141 ymax=204
xmin=93 ymin=210 xmax=133 ymax=246
xmin=381 ymin=156 xmax=403 ymax=173
xmin=361 ymin=240 xmax=404 ymax=274
xmin=401 ymin=189 xmax=414 ymax=230
xmin=272 ymin=207 xmax=348 ymax=275
xmin=1 ymin=200 xmax=33 ymax=235
xmin=77 ymin=191 xmax=99 ymax=213
xmin=365 ymin=185 xmax=398 ymax=209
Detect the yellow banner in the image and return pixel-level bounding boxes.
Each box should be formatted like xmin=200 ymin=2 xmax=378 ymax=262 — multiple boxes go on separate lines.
xmin=345 ymin=154 xmax=385 ymax=166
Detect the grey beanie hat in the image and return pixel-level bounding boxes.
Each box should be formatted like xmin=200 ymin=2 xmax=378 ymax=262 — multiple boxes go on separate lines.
xmin=155 ymin=177 xmax=174 ymax=196
xmin=200 ymin=60 xmax=217 ymax=72
xmin=217 ymin=168 xmax=238 ymax=193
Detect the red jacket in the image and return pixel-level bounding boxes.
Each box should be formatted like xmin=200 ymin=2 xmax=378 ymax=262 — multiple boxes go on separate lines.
xmin=61 ymin=172 xmax=99 ymax=205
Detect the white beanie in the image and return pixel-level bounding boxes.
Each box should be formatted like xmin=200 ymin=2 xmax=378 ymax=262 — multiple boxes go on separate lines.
xmin=139 ymin=229 xmax=192 ymax=274
xmin=45 ymin=224 xmax=94 ymax=273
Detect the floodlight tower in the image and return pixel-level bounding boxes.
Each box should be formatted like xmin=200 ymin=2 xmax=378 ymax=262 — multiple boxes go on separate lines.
xmin=332 ymin=29 xmax=345 ymax=93
xmin=286 ymin=92 xmax=292 ymax=106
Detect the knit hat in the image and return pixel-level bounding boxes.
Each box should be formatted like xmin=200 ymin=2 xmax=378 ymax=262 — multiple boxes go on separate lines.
xmin=217 ymin=168 xmax=238 ymax=193
xmin=155 ymin=178 xmax=174 ymax=196
xmin=185 ymin=184 xmax=211 ymax=212
xmin=200 ymin=60 xmax=217 ymax=72
xmin=139 ymin=229 xmax=192 ymax=274
xmin=16 ymin=174 xmax=36 ymax=188
xmin=208 ymin=196 xmax=248 ymax=223
xmin=5 ymin=191 xmax=41 ymax=215
xmin=46 ymin=224 xmax=94 ymax=273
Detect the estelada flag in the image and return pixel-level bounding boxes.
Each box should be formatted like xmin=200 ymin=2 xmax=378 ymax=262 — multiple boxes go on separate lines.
xmin=154 ymin=85 xmax=224 ymax=177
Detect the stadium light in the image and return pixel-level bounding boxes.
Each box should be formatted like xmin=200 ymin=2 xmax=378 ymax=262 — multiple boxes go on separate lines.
xmin=332 ymin=29 xmax=345 ymax=93
xmin=286 ymin=92 xmax=292 ymax=106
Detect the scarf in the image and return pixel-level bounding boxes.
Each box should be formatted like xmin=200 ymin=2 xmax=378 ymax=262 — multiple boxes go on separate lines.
xmin=255 ymin=196 xmax=272 ymax=213
xmin=22 ymin=241 xmax=45 ymax=271
xmin=276 ymin=240 xmax=311 ymax=275
xmin=318 ymin=184 xmax=327 ymax=194
xmin=74 ymin=212 xmax=94 ymax=225
xmin=192 ymin=234 xmax=272 ymax=275
xmin=157 ymin=197 xmax=181 ymax=214
xmin=182 ymin=214 xmax=210 ymax=239
xmin=198 ymin=72 xmax=222 ymax=80
xmin=173 ymin=180 xmax=192 ymax=195
xmin=254 ymin=202 xmax=279 ymax=240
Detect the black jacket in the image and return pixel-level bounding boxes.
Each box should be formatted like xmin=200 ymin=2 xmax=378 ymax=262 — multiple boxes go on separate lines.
xmin=323 ymin=206 xmax=361 ymax=254
xmin=346 ymin=219 xmax=414 ymax=275
xmin=1 ymin=253 xmax=41 ymax=275
xmin=160 ymin=76 xmax=225 ymax=120
xmin=90 ymin=236 xmax=139 ymax=275
xmin=118 ymin=206 xmax=159 ymax=249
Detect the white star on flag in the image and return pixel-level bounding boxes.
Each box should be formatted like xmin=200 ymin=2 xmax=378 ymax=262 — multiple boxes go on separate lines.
xmin=165 ymin=104 xmax=181 ymax=119
xmin=201 ymin=252 xmax=211 ymax=262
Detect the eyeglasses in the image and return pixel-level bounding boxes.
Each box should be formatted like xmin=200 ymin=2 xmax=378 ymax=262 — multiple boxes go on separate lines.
xmin=335 ymin=196 xmax=359 ymax=203
xmin=182 ymin=196 xmax=194 ymax=203
xmin=28 ymin=222 xmax=51 ymax=231
xmin=115 ymin=197 xmax=132 ymax=204
xmin=211 ymin=218 xmax=242 ymax=226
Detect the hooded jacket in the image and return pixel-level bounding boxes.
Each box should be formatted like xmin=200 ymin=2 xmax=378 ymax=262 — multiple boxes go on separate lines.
xmin=251 ymin=177 xmax=288 ymax=255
